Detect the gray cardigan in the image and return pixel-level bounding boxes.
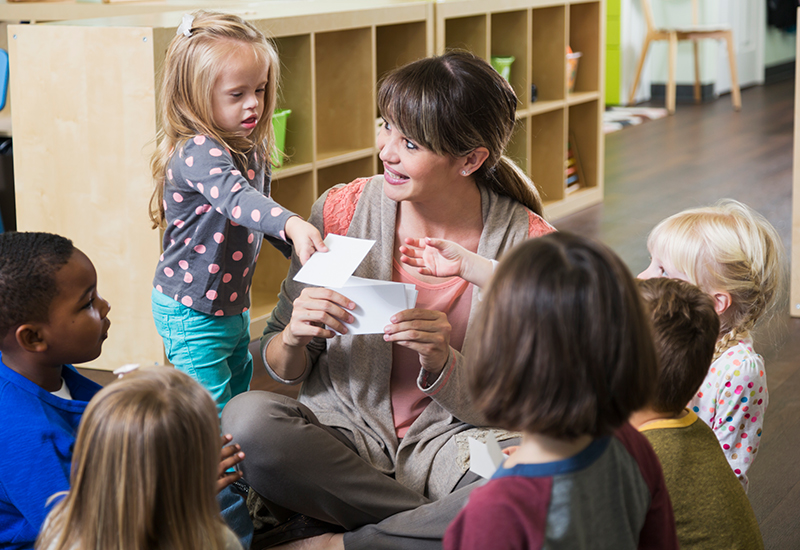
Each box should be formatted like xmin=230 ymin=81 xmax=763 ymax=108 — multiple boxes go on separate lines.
xmin=261 ymin=176 xmax=552 ymax=499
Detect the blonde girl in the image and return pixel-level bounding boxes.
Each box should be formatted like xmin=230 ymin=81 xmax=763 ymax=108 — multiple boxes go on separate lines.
xmin=35 ymin=367 xmax=241 ymax=550
xmin=639 ymin=199 xmax=784 ymax=491
xmin=149 ymin=11 xmax=325 ymax=412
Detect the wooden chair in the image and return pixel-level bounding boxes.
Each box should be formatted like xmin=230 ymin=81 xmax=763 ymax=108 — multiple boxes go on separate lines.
xmin=628 ymin=0 xmax=741 ymax=114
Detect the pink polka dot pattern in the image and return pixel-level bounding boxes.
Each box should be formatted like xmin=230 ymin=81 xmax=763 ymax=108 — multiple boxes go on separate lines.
xmin=247 ymin=169 xmax=255 ymax=180
xmin=178 ymin=260 xmax=189 ymax=270
xmin=232 ymin=251 xmax=243 ymax=261
xmin=231 ymin=183 xmax=242 ymax=193
xmin=248 ymin=234 xmax=255 ymax=244
xmin=156 ymin=285 xmax=163 ymax=292
xmin=194 ymin=136 xmax=206 ymax=145
xmin=206 ymin=290 xmax=217 ymax=300
xmin=163 ymin=200 xmax=168 ymax=212
xmin=243 ymin=267 xmax=249 ymax=277
xmin=232 ymin=206 xmax=242 ymax=219
xmin=184 ymin=272 xmax=193 ymax=283
xmin=252 ymin=210 xmax=262 ymax=222
xmin=186 ymin=180 xmax=194 ymax=188
xmin=185 ymin=156 xmax=194 ymax=167
xmin=230 ymin=292 xmax=238 ymax=302
xmin=173 ymin=192 xmax=183 ymax=203
xmin=211 ymin=186 xmax=220 ymax=199
xmin=209 ymin=148 xmax=223 ymax=157
xmin=168 ymin=169 xmax=173 ymax=180
xmin=688 ymin=337 xmax=767 ymax=493
xmin=223 ymin=273 xmax=233 ymax=283
xmin=231 ymin=221 xmax=240 ymax=227
xmin=210 ymin=167 xmax=222 ymax=175
xmin=209 ymin=264 xmax=220 ymax=274
xmin=280 ymin=230 xmax=286 ymax=241
xmin=181 ymin=296 xmax=193 ymax=307
xmin=197 ymin=183 xmax=204 ymax=193
xmin=271 ymin=207 xmax=283 ymax=217
xmin=184 ymin=238 xmax=191 ymax=246
xmin=194 ymin=244 xmax=207 ymax=254
xmin=174 ymin=219 xmax=185 ymax=228
xmin=164 ymin=267 xmax=174 ymax=277
xmin=215 ymin=310 xmax=224 ymax=316
xmin=214 ymin=233 xmax=225 ymax=244
xmin=232 ymin=170 xmax=241 ymax=176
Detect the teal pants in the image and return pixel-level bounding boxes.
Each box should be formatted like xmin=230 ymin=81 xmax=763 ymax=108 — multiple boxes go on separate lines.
xmin=151 ymin=288 xmax=253 ymax=414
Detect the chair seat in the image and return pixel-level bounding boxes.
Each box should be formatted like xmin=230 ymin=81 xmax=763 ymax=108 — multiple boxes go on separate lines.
xmin=657 ymin=24 xmax=731 ymax=33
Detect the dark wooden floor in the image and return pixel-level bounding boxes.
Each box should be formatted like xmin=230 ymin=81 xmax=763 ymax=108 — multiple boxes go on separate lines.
xmin=79 ymin=79 xmax=797 ymax=548
xmin=556 ymin=80 xmax=797 ymax=550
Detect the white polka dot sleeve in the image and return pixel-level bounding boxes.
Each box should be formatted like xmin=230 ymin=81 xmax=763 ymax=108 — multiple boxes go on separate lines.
xmin=689 ymin=338 xmax=767 ymax=493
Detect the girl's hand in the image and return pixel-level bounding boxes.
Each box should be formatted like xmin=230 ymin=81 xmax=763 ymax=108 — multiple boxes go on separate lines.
xmin=217 ymin=434 xmax=245 ymax=493
xmin=285 ymin=216 xmax=328 ymax=265
xmin=399 ymin=237 xmax=494 ymax=288
xmin=283 ymin=287 xmax=356 ymax=349
xmin=383 ymin=308 xmax=451 ymax=377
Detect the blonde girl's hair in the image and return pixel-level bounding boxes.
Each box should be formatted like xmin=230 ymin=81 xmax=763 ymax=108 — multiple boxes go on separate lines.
xmin=377 ymin=50 xmax=544 ymax=217
xmin=149 ymin=10 xmax=280 ymax=228
xmin=646 ymin=199 xmax=785 ymax=360
xmin=35 ymin=367 xmax=231 ymax=550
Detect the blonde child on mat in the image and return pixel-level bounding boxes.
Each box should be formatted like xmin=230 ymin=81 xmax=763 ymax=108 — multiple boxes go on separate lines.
xmin=36 ymin=367 xmax=243 ymax=550
xmin=639 ymin=199 xmax=784 ymax=491
xmin=149 ymin=11 xmax=326 ymax=412
xmin=443 ymin=233 xmax=678 ymax=550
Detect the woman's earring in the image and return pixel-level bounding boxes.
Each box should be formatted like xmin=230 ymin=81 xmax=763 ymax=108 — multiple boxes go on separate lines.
xmin=461 ymin=170 xmax=469 ymax=176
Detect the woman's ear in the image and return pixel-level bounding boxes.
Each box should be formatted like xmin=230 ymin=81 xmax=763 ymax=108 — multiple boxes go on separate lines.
xmin=712 ymin=291 xmax=732 ymax=315
xmin=15 ymin=324 xmax=48 ymax=353
xmin=460 ymin=147 xmax=490 ymax=176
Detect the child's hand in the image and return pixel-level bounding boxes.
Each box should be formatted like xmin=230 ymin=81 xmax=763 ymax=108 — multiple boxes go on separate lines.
xmin=285 ymin=216 xmax=328 ymax=265
xmin=399 ymin=237 xmax=495 ymax=288
xmin=217 ymin=434 xmax=245 ymax=493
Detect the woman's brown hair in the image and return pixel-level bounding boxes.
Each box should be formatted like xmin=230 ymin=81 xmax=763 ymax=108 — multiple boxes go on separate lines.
xmin=470 ymin=233 xmax=657 ymax=439
xmin=377 ymin=50 xmax=543 ymax=216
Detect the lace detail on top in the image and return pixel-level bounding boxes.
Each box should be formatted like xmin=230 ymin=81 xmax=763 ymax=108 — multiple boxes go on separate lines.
xmin=323 ymin=178 xmax=371 ymax=237
xmin=528 ymin=211 xmax=557 ymax=238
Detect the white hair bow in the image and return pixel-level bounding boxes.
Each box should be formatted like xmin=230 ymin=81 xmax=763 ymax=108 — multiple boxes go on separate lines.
xmin=177 ymin=13 xmax=194 ymax=38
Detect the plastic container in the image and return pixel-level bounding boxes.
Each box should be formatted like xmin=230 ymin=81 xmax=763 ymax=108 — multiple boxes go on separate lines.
xmin=490 ymin=56 xmax=515 ymax=82
xmin=567 ymin=50 xmax=582 ymax=93
xmin=272 ymin=108 xmax=291 ymax=167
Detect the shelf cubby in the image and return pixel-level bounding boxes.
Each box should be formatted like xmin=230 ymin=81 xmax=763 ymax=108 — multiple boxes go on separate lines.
xmin=315 ymin=27 xmax=374 ymax=161
xmin=568 ymin=1 xmax=601 ymax=95
xmin=568 ymin=100 xmax=600 ymax=191
xmin=532 ymin=6 xmax=567 ymax=102
xmin=490 ymin=10 xmax=529 ymax=110
xmin=529 ymin=108 xmax=566 ymax=204
xmin=376 ymin=21 xmax=430 ymax=87
xmin=507 ymin=116 xmax=529 ymax=174
xmin=274 ymin=34 xmax=313 ymax=167
xmin=443 ymin=15 xmax=487 ymax=57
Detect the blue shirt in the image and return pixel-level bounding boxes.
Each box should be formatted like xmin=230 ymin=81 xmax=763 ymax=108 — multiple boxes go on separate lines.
xmin=0 ymin=354 xmax=100 ymax=550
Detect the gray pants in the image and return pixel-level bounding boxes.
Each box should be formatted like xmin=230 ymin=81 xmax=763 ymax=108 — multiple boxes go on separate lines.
xmin=221 ymin=391 xmax=483 ymax=550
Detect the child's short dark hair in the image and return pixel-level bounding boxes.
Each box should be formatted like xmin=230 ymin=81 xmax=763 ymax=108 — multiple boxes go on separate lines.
xmin=0 ymin=232 xmax=74 ymax=340
xmin=470 ymin=232 xmax=657 ymax=439
xmin=637 ymin=278 xmax=719 ymax=416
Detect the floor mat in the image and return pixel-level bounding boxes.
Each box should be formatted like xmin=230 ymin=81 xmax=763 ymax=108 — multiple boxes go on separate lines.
xmin=603 ymin=106 xmax=669 ymax=134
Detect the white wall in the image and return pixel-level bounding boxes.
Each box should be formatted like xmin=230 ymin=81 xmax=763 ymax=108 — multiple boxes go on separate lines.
xmin=765 ymin=26 xmax=795 ymax=67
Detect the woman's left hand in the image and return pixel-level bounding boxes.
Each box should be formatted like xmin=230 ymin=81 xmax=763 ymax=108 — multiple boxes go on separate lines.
xmin=384 ymin=308 xmax=451 ymax=377
xmin=217 ymin=434 xmax=245 ymax=493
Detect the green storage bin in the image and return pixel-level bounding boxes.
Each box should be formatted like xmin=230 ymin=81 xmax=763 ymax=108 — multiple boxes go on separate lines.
xmin=272 ymin=108 xmax=291 ymax=167
xmin=490 ymin=56 xmax=515 ymax=82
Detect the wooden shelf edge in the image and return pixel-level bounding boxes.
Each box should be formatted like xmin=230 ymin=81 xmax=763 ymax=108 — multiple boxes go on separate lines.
xmin=566 ymin=91 xmax=600 ymax=106
xmin=543 ymin=186 xmax=602 ymax=220
xmin=274 ymin=162 xmax=313 ymax=179
xmin=249 ymin=302 xmax=277 ymax=341
xmin=520 ymin=99 xmax=565 ymax=117
xmin=316 ymin=147 xmax=376 ymax=169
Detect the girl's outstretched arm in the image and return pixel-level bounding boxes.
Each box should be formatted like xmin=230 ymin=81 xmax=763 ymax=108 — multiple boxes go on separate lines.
xmin=284 ymin=216 xmax=328 ymax=265
xmin=399 ymin=237 xmax=496 ymax=288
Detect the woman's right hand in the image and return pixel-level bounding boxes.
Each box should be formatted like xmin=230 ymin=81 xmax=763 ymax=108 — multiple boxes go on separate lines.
xmin=282 ymin=287 xmax=356 ymax=348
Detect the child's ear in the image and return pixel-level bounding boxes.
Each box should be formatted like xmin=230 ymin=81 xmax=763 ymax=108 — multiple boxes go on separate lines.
xmin=711 ymin=291 xmax=732 ymax=315
xmin=15 ymin=324 xmax=48 ymax=353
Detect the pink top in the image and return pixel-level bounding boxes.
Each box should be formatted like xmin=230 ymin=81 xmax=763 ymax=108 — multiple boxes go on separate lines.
xmin=390 ymin=259 xmax=473 ymax=438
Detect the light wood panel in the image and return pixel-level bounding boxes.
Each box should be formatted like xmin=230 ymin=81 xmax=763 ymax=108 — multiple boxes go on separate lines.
xmin=791 ymin=7 xmax=800 ymax=317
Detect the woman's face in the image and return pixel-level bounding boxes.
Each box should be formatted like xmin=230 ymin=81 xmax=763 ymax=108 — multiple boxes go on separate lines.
xmin=377 ymin=118 xmax=461 ymax=203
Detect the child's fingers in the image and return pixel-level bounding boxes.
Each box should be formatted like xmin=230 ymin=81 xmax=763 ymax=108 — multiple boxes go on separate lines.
xmin=216 ymin=469 xmax=243 ymax=493
xmin=312 ymin=233 xmax=328 ymax=253
xmin=219 ymin=451 xmax=245 ymax=473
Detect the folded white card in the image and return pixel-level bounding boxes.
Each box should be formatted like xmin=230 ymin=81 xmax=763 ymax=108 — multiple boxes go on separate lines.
xmin=293 ymin=234 xmax=375 ymax=288
xmin=468 ymin=433 xmax=506 ymax=480
xmin=328 ymin=277 xmax=417 ymax=334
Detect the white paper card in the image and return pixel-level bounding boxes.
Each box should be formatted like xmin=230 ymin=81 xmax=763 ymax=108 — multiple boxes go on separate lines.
xmin=327 ymin=277 xmax=417 ymax=334
xmin=468 ymin=433 xmax=506 ymax=480
xmin=293 ymin=234 xmax=375 ymax=288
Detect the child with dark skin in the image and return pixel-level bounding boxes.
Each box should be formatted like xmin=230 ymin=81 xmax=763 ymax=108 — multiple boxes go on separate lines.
xmin=0 ymin=232 xmax=243 ymax=550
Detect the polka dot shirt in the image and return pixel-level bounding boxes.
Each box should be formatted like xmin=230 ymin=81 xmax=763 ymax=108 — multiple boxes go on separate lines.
xmin=153 ymin=135 xmax=296 ymax=316
xmin=689 ymin=337 xmax=767 ymax=493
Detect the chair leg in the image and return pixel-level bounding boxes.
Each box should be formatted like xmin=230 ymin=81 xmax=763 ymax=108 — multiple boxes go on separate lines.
xmin=667 ymin=32 xmax=677 ymax=114
xmin=693 ymin=39 xmax=701 ymax=103
xmin=724 ymin=31 xmax=742 ymax=111
xmin=628 ymin=35 xmax=651 ymax=106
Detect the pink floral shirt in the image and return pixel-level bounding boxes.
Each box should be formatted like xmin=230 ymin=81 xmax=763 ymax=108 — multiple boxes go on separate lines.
xmin=689 ymin=337 xmax=767 ymax=493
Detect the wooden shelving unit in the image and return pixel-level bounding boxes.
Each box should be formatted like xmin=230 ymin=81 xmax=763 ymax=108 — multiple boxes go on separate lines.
xmin=434 ymin=0 xmax=605 ymax=219
xmin=7 ymin=0 xmax=604 ymax=369
xmin=8 ymin=1 xmax=433 ymax=370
